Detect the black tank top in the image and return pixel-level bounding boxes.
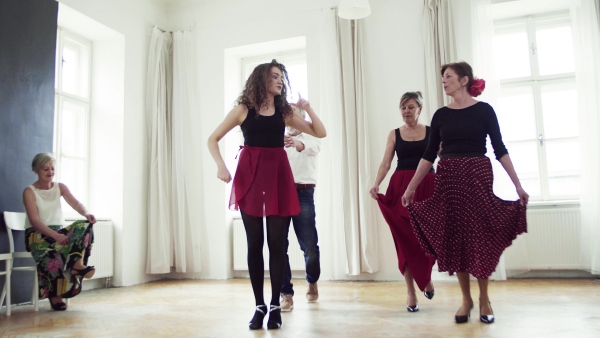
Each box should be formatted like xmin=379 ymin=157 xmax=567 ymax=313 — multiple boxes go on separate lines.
xmin=395 ymin=126 xmax=433 ymax=172
xmin=240 ymin=106 xmax=285 ymax=147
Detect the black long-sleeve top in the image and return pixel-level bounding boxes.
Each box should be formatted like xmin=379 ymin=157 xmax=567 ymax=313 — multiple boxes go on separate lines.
xmin=422 ymin=102 xmax=508 ymax=162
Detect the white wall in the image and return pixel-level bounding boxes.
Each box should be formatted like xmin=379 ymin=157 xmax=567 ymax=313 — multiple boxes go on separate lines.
xmin=164 ymin=0 xmax=460 ymax=282
xmin=57 ymin=0 xmax=168 ymax=286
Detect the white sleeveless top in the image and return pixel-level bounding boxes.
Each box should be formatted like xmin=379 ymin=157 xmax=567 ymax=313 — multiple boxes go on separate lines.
xmin=25 ymin=183 xmax=65 ymax=228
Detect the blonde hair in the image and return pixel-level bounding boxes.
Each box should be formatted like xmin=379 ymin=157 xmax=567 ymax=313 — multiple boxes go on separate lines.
xmin=400 ymin=91 xmax=423 ymax=108
xmin=31 ymin=153 xmax=55 ymax=172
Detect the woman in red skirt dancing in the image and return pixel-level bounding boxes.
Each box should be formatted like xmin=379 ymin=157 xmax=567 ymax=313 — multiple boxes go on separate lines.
xmin=207 ymin=60 xmax=326 ymax=330
xmin=369 ymin=91 xmax=435 ymax=313
xmin=402 ymin=62 xmax=528 ymax=324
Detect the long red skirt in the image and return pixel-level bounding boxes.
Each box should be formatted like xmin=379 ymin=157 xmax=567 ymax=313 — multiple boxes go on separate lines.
xmin=230 ymin=146 xmax=300 ymax=217
xmin=376 ymin=170 xmax=436 ymax=291
xmin=408 ymin=157 xmax=527 ymax=279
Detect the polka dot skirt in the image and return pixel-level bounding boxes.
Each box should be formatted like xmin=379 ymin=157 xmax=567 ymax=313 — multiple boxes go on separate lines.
xmin=407 ymin=157 xmax=527 ymax=279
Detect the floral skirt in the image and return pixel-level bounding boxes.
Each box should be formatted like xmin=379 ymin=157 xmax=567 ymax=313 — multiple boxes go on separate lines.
xmin=25 ymin=220 xmax=94 ymax=299
xmin=407 ymin=157 xmax=527 ymax=279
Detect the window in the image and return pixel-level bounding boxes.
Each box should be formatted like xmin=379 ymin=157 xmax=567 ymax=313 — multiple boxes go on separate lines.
xmin=241 ymin=50 xmax=308 ymax=103
xmin=54 ymin=28 xmax=92 ymax=211
xmin=493 ymin=13 xmax=580 ymax=201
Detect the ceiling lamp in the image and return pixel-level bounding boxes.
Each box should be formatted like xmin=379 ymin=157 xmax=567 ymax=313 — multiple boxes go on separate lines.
xmin=338 ymin=0 xmax=371 ymax=20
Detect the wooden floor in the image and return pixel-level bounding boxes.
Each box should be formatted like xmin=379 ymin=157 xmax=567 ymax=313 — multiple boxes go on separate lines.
xmin=1 ymin=278 xmax=599 ymax=337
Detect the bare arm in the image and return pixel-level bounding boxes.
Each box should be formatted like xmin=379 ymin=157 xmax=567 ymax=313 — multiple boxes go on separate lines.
xmin=401 ymin=158 xmax=434 ymax=206
xmin=287 ymin=95 xmax=326 ymax=138
xmin=60 ymin=183 xmax=96 ymax=223
xmin=369 ymin=130 xmax=396 ymax=199
xmin=23 ymin=187 xmax=68 ymax=244
xmin=207 ymin=104 xmax=247 ymax=183
xmin=498 ymin=154 xmax=529 ymax=205
xmin=284 ymin=133 xmax=321 ymax=155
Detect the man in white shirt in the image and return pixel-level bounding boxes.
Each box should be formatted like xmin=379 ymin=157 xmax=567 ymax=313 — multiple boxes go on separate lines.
xmin=280 ymin=109 xmax=321 ymax=312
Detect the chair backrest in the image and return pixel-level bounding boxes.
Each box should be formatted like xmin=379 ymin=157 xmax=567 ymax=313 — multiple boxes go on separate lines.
xmin=3 ymin=212 xmax=27 ymax=231
xmin=2 ymin=212 xmax=27 ymax=254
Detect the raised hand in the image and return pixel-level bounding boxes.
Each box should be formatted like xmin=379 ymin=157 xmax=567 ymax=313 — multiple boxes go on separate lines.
xmin=291 ymin=93 xmax=311 ymax=112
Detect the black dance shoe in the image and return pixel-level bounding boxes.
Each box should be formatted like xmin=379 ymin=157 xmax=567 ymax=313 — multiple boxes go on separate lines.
xmin=424 ymin=290 xmax=435 ymax=300
xmin=267 ymin=305 xmax=282 ymax=329
xmin=406 ymin=304 xmax=419 ymax=312
xmin=248 ymin=305 xmax=267 ymax=330
xmin=454 ymin=305 xmax=473 ymax=324
xmin=480 ymin=302 xmax=495 ymax=324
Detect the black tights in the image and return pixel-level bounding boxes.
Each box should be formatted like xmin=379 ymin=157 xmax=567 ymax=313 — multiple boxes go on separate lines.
xmin=241 ymin=210 xmax=289 ymax=307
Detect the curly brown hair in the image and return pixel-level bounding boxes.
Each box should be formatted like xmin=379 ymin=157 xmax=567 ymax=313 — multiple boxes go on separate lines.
xmin=236 ymin=59 xmax=294 ymax=120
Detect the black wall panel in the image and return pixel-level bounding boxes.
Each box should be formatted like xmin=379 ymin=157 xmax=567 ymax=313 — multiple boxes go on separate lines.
xmin=0 ymin=0 xmax=58 ymax=305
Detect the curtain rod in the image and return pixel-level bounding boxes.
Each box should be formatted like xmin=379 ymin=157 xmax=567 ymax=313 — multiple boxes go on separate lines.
xmin=153 ymin=21 xmax=196 ymax=34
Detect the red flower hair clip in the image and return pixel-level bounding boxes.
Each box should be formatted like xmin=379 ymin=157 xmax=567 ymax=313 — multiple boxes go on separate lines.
xmin=469 ymin=78 xmax=486 ymax=97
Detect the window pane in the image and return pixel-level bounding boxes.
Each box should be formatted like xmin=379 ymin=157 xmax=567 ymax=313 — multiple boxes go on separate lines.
xmin=497 ymin=87 xmax=537 ymax=141
xmin=493 ymin=29 xmax=531 ymax=79
xmin=61 ymin=100 xmax=88 ymax=157
xmin=545 ymin=140 xmax=580 ymax=197
xmin=285 ymin=63 xmax=308 ymax=102
xmin=540 ymin=83 xmax=578 ymax=139
xmin=536 ymin=25 xmax=575 ymax=76
xmin=494 ymin=141 xmax=541 ymax=198
xmin=60 ymin=38 xmax=90 ymax=98
xmin=59 ymin=158 xmax=87 ymax=207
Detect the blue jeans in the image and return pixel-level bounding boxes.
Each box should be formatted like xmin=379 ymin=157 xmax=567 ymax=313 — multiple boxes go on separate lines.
xmin=281 ymin=188 xmax=320 ymax=296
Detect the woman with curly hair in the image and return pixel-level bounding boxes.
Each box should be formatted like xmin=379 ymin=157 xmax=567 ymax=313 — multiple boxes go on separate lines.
xmin=402 ymin=61 xmax=528 ymax=324
xmin=207 ymin=59 xmax=326 ymax=330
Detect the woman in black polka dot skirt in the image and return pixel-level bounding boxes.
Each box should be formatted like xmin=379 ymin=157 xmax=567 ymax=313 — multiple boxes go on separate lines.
xmin=401 ymin=62 xmax=528 ymax=325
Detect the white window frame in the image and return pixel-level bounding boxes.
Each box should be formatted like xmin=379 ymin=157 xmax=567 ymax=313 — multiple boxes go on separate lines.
xmin=54 ymin=28 xmax=92 ymax=211
xmin=495 ymin=12 xmax=579 ymax=201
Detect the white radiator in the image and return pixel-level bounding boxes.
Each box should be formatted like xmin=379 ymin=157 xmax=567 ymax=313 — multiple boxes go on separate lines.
xmin=504 ymin=207 xmax=582 ymax=270
xmin=233 ymin=218 xmax=305 ymax=271
xmin=67 ymin=219 xmax=114 ymax=281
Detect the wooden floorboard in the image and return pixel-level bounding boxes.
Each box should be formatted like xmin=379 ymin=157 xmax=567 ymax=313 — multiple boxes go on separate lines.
xmin=1 ymin=278 xmax=600 ymax=337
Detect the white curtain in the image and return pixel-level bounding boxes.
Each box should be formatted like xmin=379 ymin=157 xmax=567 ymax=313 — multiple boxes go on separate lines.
xmin=146 ymin=27 xmax=202 ymax=274
xmin=317 ymin=9 xmax=379 ymax=275
xmin=146 ymin=27 xmax=172 ymax=274
xmin=469 ymin=0 xmax=531 ymax=281
xmin=171 ymin=31 xmax=202 ymax=273
xmin=422 ymin=0 xmax=457 ymax=122
xmin=571 ymin=0 xmax=600 ymax=274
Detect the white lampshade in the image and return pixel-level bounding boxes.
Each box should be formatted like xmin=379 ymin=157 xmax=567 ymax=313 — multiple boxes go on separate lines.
xmin=338 ymin=0 xmax=371 ymax=20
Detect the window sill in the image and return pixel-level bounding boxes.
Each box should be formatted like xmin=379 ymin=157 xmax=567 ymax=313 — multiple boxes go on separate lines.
xmin=527 ymin=200 xmax=580 ymax=209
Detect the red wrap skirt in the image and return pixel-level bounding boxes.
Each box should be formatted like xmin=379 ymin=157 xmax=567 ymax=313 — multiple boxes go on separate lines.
xmin=229 ymin=146 xmax=300 ymax=217
xmin=407 ymin=156 xmax=527 ymax=279
xmin=377 ymin=170 xmax=436 ymax=291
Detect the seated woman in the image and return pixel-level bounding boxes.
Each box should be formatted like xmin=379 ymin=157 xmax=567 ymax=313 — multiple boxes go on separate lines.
xmin=23 ymin=153 xmax=96 ymax=311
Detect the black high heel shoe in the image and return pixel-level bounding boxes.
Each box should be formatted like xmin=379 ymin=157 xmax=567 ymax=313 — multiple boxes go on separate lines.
xmin=248 ymin=305 xmax=267 ymax=330
xmin=424 ymin=290 xmax=435 ymax=300
xmin=480 ymin=302 xmax=495 ymax=324
xmin=49 ymin=298 xmax=67 ymax=311
xmin=267 ymin=305 xmax=282 ymax=329
xmin=454 ymin=304 xmax=473 ymax=324
xmin=406 ymin=304 xmax=419 ymax=312
xmin=71 ymin=266 xmax=96 ymax=279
